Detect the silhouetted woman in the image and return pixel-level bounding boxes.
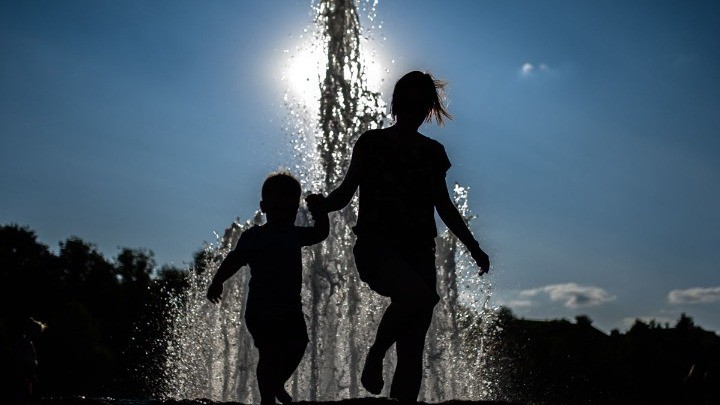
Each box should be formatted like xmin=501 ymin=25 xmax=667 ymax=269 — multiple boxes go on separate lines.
xmin=314 ymin=71 xmax=490 ymax=402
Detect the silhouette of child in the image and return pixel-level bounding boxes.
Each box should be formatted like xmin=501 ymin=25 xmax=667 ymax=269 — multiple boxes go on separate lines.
xmin=207 ymin=172 xmax=328 ymax=405
xmin=13 ymin=317 xmax=46 ymax=405
xmin=309 ymin=71 xmax=490 ymax=402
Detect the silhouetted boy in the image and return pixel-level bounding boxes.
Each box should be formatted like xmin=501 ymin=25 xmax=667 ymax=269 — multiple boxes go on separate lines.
xmin=207 ymin=172 xmax=328 ymax=404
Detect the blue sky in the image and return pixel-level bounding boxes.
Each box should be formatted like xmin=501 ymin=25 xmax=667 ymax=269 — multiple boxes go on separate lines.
xmin=2 ymin=0 xmax=719 ymax=333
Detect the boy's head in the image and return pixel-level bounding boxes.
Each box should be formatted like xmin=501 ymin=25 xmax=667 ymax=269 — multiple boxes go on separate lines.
xmin=260 ymin=172 xmax=301 ymax=225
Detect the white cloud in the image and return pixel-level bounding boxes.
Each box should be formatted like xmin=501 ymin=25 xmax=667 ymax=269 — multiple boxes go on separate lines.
xmin=519 ymin=283 xmax=615 ymax=309
xmin=507 ymin=299 xmax=534 ymax=308
xmin=668 ymin=286 xmax=720 ymax=304
xmin=520 ymin=62 xmax=549 ymax=76
xmin=521 ymin=62 xmax=534 ymax=75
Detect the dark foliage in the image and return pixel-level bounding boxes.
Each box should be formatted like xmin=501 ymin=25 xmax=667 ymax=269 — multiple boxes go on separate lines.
xmin=0 ymin=224 xmax=189 ymax=399
xmin=1 ymin=223 xmax=719 ymax=404
xmin=492 ymin=308 xmax=720 ymax=405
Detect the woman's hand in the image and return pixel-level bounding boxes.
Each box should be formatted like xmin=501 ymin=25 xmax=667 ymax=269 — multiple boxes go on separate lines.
xmin=470 ymin=245 xmax=490 ymax=276
xmin=207 ymin=280 xmax=224 ymax=304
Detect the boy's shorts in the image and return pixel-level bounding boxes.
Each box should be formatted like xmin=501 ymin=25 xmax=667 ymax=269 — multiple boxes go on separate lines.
xmin=352 ymin=236 xmax=438 ymax=299
xmin=245 ymin=307 xmax=309 ymax=349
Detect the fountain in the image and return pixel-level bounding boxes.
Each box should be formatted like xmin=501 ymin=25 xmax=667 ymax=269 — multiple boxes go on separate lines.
xmin=160 ymin=0 xmax=502 ymax=402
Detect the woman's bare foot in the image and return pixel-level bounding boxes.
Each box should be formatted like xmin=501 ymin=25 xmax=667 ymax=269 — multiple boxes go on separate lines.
xmin=276 ymin=386 xmax=292 ymax=404
xmin=361 ymin=347 xmax=384 ymax=394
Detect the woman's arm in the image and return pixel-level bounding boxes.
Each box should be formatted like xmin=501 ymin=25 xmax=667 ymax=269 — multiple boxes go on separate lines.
xmin=324 ymin=139 xmax=362 ymax=212
xmin=433 ymin=178 xmax=490 ymax=274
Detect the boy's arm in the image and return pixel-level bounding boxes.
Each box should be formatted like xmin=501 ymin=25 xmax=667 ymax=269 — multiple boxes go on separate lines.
xmin=299 ymin=195 xmax=330 ymax=246
xmin=432 ymin=177 xmax=490 ymax=275
xmin=207 ymin=240 xmax=249 ymax=303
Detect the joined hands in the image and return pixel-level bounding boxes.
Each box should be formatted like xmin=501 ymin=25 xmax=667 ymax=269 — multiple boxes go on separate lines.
xmin=305 ymin=193 xmax=327 ymax=214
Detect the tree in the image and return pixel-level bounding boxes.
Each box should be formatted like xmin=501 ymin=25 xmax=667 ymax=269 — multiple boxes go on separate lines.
xmin=58 ymin=237 xmax=116 ymax=292
xmin=115 ymin=247 xmax=154 ymax=286
xmin=575 ymin=314 xmax=593 ymax=327
xmin=676 ymin=313 xmax=695 ymax=331
xmin=0 ymin=224 xmax=60 ymax=326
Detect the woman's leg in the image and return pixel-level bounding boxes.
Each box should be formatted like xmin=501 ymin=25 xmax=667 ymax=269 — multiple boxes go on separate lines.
xmin=390 ymin=303 xmax=434 ymax=401
xmin=361 ymin=255 xmax=438 ymax=395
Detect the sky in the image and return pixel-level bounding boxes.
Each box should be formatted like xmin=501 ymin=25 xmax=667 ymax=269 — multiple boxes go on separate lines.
xmin=2 ymin=0 xmax=719 ymax=333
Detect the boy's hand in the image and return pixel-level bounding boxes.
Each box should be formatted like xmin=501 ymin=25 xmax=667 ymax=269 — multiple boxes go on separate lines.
xmin=470 ymin=245 xmax=490 ymax=276
xmin=207 ymin=280 xmax=223 ymax=304
xmin=305 ymin=193 xmax=327 ymax=214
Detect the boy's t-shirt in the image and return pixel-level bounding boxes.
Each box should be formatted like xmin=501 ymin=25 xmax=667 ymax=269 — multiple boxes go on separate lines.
xmin=351 ymin=129 xmax=452 ymax=242
xmin=232 ymin=224 xmax=319 ymax=313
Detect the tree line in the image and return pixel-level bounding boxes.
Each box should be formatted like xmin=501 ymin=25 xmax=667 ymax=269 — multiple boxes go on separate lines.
xmin=0 ymin=223 xmax=189 ymax=398
xmin=1 ymin=223 xmax=719 ymax=404
xmin=488 ymin=308 xmax=720 ymax=404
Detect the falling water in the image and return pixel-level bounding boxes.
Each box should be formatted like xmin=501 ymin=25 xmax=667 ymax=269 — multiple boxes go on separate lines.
xmin=160 ymin=0 xmax=502 ymax=402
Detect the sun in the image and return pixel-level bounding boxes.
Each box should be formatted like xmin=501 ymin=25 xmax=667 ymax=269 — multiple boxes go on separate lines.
xmin=283 ymin=44 xmax=325 ymax=109
xmin=281 ymin=37 xmax=386 ymax=112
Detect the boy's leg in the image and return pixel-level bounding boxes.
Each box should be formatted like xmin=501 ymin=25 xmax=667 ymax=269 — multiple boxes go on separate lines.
xmin=274 ymin=310 xmax=308 ymax=404
xmin=275 ymin=339 xmax=307 ymax=404
xmin=278 ymin=339 xmax=307 ymax=383
xmin=389 ymin=303 xmax=434 ymax=402
xmin=247 ymin=310 xmax=281 ymax=405
xmin=257 ymin=346 xmax=282 ymax=405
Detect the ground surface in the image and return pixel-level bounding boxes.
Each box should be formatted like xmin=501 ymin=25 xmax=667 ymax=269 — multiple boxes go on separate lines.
xmin=40 ymin=397 xmax=523 ymax=405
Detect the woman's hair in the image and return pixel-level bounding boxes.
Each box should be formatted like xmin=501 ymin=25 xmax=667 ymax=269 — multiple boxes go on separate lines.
xmin=391 ymin=71 xmax=452 ymax=126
